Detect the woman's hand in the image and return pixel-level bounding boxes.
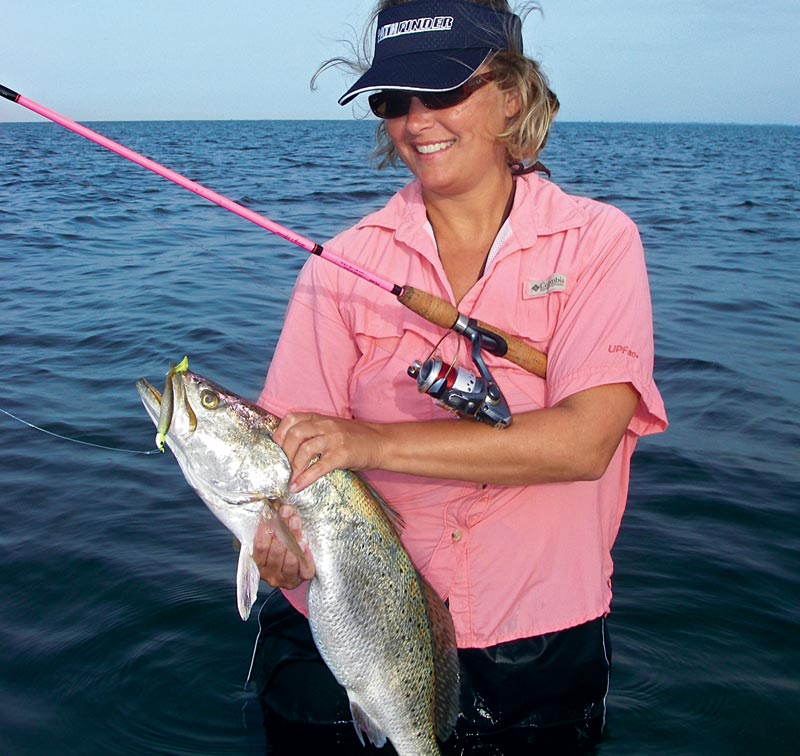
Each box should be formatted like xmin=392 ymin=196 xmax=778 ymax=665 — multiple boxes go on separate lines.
xmin=274 ymin=413 xmax=384 ymax=492
xmin=253 ymin=505 xmax=315 ymax=589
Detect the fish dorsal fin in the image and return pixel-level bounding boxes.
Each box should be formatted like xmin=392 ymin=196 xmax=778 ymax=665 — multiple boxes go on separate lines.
xmin=419 ymin=577 xmax=461 ymax=741
xmin=354 ymin=472 xmax=406 ymax=534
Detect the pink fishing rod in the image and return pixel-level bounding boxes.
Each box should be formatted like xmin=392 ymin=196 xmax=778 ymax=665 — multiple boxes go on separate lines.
xmin=0 ymin=84 xmax=547 ymax=378
xmin=1 ymin=84 xmax=397 ymax=295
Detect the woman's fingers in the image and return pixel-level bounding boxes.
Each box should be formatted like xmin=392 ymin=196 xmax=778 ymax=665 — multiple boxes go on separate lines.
xmin=274 ymin=412 xmax=383 ymax=492
xmin=253 ymin=507 xmax=315 ymax=589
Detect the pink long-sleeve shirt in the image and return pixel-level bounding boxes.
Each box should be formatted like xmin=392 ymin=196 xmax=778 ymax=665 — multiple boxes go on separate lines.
xmin=258 ymin=172 xmax=667 ymax=648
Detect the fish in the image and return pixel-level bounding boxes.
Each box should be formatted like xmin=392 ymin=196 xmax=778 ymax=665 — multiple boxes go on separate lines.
xmin=136 ymin=360 xmax=460 ymax=755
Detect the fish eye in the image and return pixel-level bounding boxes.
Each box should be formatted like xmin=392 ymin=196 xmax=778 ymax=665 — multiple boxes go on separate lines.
xmin=200 ymin=390 xmax=220 ymax=410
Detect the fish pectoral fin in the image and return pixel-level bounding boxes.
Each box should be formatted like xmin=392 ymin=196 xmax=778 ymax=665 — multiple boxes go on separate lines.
xmin=349 ymin=699 xmax=387 ymax=749
xmin=236 ymin=544 xmax=261 ymax=621
xmin=261 ymin=500 xmax=309 ymax=569
xmin=231 ymin=492 xmax=309 ymax=570
xmin=219 ymin=491 xmax=309 ymax=569
xmin=216 ymin=490 xmax=281 ymax=509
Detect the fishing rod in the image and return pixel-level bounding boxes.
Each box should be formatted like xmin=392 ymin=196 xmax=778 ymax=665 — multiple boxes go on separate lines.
xmin=1 ymin=84 xmax=548 ymax=427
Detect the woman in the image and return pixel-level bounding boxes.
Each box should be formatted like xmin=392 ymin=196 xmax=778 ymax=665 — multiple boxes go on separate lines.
xmin=251 ymin=1 xmax=667 ymax=753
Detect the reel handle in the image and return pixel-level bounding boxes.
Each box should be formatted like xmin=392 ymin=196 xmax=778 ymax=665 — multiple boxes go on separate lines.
xmin=398 ymin=286 xmax=548 ymax=379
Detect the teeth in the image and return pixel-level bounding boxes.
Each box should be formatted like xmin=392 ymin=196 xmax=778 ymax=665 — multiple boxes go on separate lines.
xmin=416 ymin=141 xmax=455 ymax=154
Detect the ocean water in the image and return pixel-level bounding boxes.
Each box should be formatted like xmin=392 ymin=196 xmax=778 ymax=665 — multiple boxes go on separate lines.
xmin=0 ymin=118 xmax=798 ymax=755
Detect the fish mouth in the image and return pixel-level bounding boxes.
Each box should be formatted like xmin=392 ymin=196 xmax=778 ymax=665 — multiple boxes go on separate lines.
xmin=136 ymin=358 xmax=196 ymax=451
xmin=136 ymin=378 xmax=162 ymax=424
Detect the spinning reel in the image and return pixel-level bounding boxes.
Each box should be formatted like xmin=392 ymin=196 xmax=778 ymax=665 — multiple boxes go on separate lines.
xmin=408 ymin=316 xmax=512 ymax=429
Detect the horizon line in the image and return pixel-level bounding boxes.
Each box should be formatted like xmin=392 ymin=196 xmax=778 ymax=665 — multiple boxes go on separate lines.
xmin=2 ymin=116 xmax=798 ymax=128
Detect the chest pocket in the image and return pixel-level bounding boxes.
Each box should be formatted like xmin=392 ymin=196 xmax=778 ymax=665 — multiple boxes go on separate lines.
xmin=348 ymin=312 xmax=449 ymax=424
xmin=462 ymin=276 xmax=568 ymax=412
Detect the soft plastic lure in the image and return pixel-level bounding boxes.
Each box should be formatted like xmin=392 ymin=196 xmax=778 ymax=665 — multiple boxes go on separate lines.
xmin=155 ymin=356 xmax=190 ymax=452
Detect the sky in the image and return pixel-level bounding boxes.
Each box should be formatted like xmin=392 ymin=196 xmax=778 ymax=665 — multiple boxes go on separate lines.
xmin=1 ymin=0 xmax=798 ymax=125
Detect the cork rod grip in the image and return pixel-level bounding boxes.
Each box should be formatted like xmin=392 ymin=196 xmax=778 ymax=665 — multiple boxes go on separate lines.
xmin=398 ymin=286 xmax=548 ymax=378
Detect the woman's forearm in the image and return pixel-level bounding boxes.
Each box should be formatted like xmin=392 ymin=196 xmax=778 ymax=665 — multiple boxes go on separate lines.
xmin=277 ymin=383 xmax=639 ymax=492
xmin=372 ymin=382 xmax=639 ymax=486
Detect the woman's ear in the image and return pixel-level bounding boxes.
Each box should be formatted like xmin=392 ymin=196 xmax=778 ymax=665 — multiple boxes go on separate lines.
xmin=504 ymin=88 xmax=522 ymax=119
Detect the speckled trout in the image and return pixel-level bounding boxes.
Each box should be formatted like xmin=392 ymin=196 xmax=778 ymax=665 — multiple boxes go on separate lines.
xmin=136 ymin=360 xmax=460 ymax=755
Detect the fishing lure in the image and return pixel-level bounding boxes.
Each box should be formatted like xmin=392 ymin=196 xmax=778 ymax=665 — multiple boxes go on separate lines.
xmin=155 ymin=356 xmax=190 ymax=452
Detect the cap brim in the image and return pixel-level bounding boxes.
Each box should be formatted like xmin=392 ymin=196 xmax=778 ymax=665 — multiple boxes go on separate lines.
xmin=338 ymin=48 xmax=490 ymax=105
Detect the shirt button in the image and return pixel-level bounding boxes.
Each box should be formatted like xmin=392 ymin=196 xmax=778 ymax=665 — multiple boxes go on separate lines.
xmin=452 ymin=530 xmax=462 ymax=542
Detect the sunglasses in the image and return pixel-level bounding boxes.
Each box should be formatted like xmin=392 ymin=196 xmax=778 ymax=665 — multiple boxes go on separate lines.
xmin=368 ymin=72 xmax=497 ymax=119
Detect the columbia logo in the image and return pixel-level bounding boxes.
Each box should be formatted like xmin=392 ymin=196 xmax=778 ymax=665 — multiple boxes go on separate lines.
xmin=525 ymin=275 xmax=567 ymax=298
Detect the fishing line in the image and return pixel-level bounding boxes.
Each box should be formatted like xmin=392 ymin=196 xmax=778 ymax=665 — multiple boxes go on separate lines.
xmin=0 ymin=133 xmax=398 ymax=454
xmin=239 ymin=587 xmax=285 ymax=730
xmin=0 ymin=129 xmax=501 ymax=446
xmin=0 ymin=407 xmax=160 ymax=454
xmin=244 ymin=587 xmax=281 ymax=689
xmin=0 ymin=127 xmax=298 ymax=453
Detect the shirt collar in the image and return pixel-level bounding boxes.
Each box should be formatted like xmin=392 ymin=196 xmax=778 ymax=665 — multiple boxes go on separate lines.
xmin=356 ymin=172 xmax=590 ymax=254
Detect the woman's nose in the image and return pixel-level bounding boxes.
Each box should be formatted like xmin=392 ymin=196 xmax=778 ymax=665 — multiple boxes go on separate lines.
xmin=405 ymin=96 xmax=434 ymax=128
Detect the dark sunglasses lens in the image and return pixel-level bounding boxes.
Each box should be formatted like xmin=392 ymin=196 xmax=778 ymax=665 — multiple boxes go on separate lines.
xmin=369 ymin=91 xmax=412 ymax=119
xmin=420 ymin=88 xmax=468 ymax=110
xmin=424 ymin=74 xmax=495 ymax=110
xmin=369 ymin=75 xmax=493 ymax=118
xmin=369 ymin=88 xmax=463 ymax=118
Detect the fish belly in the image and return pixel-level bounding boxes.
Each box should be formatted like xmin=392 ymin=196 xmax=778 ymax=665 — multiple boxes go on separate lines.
xmin=306 ymin=535 xmax=441 ymax=756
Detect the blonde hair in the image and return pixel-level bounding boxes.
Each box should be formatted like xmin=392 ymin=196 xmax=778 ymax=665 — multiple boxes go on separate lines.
xmin=315 ymin=0 xmax=559 ymax=170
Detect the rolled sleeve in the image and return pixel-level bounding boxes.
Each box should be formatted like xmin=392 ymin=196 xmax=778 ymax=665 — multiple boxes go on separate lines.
xmin=545 ymin=211 xmax=667 ymax=437
xmin=258 ymin=255 xmax=359 ymax=419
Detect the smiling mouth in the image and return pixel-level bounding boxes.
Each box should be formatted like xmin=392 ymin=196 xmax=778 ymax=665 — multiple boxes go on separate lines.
xmin=415 ymin=140 xmax=455 ymax=155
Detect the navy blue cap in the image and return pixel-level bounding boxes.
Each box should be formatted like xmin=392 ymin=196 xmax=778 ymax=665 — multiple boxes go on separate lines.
xmin=339 ymin=0 xmax=523 ymax=105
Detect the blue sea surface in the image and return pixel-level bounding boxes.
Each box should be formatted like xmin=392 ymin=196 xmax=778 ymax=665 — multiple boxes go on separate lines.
xmin=0 ymin=118 xmax=798 ymax=755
